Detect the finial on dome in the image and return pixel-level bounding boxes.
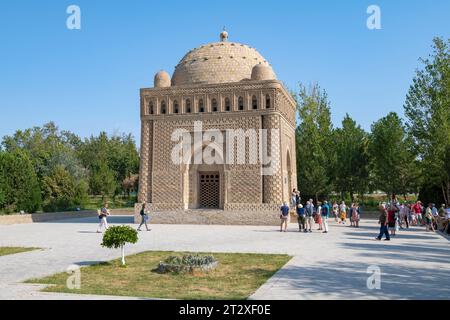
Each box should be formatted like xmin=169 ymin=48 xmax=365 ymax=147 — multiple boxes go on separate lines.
xmin=220 ymin=27 xmax=228 ymax=42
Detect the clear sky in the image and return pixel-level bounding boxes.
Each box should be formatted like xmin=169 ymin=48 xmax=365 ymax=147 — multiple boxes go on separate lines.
xmin=0 ymin=0 xmax=449 ymax=146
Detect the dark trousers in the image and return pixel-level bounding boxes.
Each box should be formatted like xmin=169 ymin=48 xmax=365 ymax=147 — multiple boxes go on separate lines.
xmin=404 ymin=215 xmax=409 ymax=228
xmin=377 ymin=225 xmax=390 ymax=240
xmin=298 ymin=216 xmax=305 ymax=230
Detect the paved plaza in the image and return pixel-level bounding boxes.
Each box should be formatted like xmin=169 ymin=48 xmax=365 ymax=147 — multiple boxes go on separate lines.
xmin=0 ymin=216 xmax=449 ymax=300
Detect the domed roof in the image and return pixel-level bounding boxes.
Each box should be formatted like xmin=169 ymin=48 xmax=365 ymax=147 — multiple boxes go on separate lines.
xmin=172 ymin=32 xmax=276 ymax=86
xmin=251 ymin=64 xmax=276 ymax=81
xmin=154 ymin=70 xmax=171 ymax=88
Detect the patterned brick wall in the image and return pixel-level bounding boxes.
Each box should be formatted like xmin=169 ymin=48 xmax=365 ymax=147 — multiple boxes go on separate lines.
xmin=262 ymin=114 xmax=283 ymax=204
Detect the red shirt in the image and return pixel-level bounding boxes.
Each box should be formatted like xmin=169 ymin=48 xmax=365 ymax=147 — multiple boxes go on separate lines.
xmin=412 ymin=203 xmax=422 ymax=214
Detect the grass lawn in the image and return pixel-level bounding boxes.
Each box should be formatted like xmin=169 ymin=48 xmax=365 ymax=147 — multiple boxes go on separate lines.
xmin=26 ymin=251 xmax=291 ymax=300
xmin=0 ymin=247 xmax=40 ymax=257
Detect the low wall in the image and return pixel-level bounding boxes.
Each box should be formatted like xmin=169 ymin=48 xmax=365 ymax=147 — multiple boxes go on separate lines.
xmin=134 ymin=203 xmax=280 ymax=226
xmin=0 ymin=208 xmax=135 ymax=225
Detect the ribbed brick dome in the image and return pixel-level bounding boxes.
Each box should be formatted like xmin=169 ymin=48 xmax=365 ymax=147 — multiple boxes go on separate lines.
xmin=172 ymin=37 xmax=276 ymax=86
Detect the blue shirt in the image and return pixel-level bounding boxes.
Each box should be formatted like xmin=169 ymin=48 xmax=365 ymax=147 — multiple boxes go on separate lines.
xmin=280 ymin=205 xmax=290 ymax=217
xmin=297 ymin=207 xmax=305 ymax=216
xmin=321 ymin=204 xmax=330 ymax=217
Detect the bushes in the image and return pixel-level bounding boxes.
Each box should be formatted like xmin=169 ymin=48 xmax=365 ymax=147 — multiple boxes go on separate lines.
xmin=0 ymin=151 xmax=41 ymax=213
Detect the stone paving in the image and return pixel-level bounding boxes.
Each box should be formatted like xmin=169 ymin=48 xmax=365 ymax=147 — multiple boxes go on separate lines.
xmin=0 ymin=216 xmax=449 ymax=300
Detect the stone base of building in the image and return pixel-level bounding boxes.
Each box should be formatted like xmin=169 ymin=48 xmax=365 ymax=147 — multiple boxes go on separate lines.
xmin=134 ymin=203 xmax=281 ymax=226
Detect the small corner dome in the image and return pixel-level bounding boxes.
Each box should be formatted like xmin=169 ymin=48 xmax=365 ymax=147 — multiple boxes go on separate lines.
xmin=154 ymin=70 xmax=171 ymax=88
xmin=251 ymin=64 xmax=275 ymax=81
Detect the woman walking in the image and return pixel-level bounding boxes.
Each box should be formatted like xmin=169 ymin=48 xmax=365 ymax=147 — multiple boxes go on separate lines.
xmin=97 ymin=202 xmax=110 ymax=233
xmin=137 ymin=203 xmax=151 ymax=232
xmin=332 ymin=202 xmax=339 ymax=222
xmin=315 ymin=202 xmax=323 ymax=231
xmin=425 ymin=203 xmax=435 ymax=232
xmin=387 ymin=203 xmax=397 ymax=236
xmin=352 ymin=203 xmax=361 ymax=228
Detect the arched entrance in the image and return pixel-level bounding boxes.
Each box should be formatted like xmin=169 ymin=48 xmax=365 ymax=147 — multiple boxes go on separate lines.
xmin=181 ymin=143 xmax=227 ymax=210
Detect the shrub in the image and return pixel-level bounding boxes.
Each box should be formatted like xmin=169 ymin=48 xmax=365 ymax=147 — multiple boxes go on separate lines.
xmin=157 ymin=254 xmax=218 ymax=274
xmin=101 ymin=225 xmax=138 ymax=265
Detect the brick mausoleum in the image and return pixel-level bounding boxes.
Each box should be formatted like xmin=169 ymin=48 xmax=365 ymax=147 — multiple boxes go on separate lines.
xmin=135 ymin=31 xmax=297 ymax=225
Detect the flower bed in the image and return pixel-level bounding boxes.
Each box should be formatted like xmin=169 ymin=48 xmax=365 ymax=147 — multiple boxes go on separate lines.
xmin=157 ymin=254 xmax=218 ymax=274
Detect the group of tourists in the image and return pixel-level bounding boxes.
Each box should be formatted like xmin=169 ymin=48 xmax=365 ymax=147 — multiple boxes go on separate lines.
xmin=376 ymin=195 xmax=450 ymax=241
xmin=280 ymin=189 xmax=362 ymax=233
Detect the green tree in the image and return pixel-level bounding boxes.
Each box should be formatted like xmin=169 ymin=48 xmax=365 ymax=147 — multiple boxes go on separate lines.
xmin=0 ymin=150 xmax=41 ymax=213
xmin=101 ymin=225 xmax=138 ymax=266
xmin=368 ymin=112 xmax=418 ymax=198
xmin=295 ymin=83 xmax=334 ymax=201
xmin=42 ymin=165 xmax=88 ymax=212
xmin=2 ymin=122 xmax=88 ymax=212
xmin=78 ymin=132 xmax=139 ymax=198
xmin=404 ymin=37 xmax=450 ymax=205
xmin=90 ymin=162 xmax=116 ymax=201
xmin=0 ymin=184 xmax=5 ymax=208
xmin=333 ymin=114 xmax=370 ymax=202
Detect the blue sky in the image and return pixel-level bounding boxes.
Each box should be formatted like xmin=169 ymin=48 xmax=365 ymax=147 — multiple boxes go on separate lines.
xmin=0 ymin=0 xmax=449 ymax=145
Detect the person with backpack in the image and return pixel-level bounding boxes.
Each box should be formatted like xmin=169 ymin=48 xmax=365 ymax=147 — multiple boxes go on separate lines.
xmin=137 ymin=202 xmax=151 ymax=232
xmin=321 ymin=201 xmax=330 ymax=233
xmin=96 ymin=202 xmax=110 ymax=233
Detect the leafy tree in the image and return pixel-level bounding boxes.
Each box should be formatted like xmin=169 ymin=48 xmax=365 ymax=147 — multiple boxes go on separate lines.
xmin=42 ymin=165 xmax=88 ymax=212
xmin=0 ymin=150 xmax=41 ymax=213
xmin=2 ymin=123 xmax=88 ymax=212
xmin=295 ymin=83 xmax=334 ymax=201
xmin=2 ymin=122 xmax=84 ymax=184
xmin=404 ymin=37 xmax=450 ymax=205
xmin=78 ymin=132 xmax=139 ymax=198
xmin=368 ymin=112 xmax=418 ymax=198
xmin=90 ymin=162 xmax=116 ymax=201
xmin=333 ymin=114 xmax=370 ymax=202
xmin=0 ymin=184 xmax=5 ymax=208
xmin=101 ymin=225 xmax=138 ymax=266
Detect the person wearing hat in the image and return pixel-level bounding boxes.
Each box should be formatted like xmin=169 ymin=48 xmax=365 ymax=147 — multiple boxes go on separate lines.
xmin=296 ymin=203 xmax=306 ymax=232
xmin=412 ymin=201 xmax=423 ymax=225
xmin=321 ymin=201 xmax=330 ymax=233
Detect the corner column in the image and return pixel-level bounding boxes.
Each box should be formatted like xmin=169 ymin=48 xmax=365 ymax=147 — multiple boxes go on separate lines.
xmin=138 ymin=120 xmax=153 ymax=203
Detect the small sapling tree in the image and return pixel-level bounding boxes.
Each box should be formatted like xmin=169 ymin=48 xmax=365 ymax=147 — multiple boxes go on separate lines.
xmin=101 ymin=225 xmax=138 ymax=266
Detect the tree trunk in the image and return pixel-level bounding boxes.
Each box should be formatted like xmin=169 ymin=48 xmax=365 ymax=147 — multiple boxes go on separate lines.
xmin=121 ymin=246 xmax=125 ymax=265
xmin=350 ymin=191 xmax=354 ymax=203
